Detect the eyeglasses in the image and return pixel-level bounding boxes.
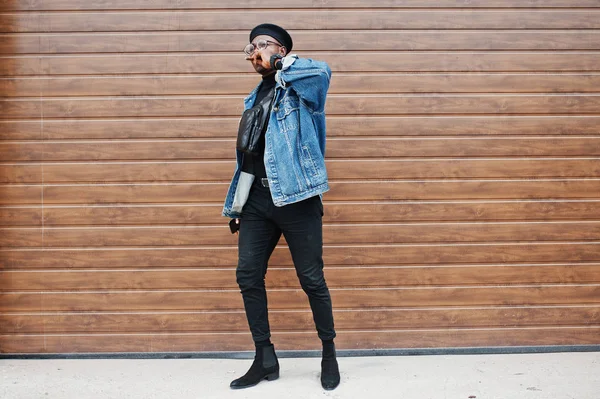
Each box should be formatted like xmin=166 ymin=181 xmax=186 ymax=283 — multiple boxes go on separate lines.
xmin=244 ymin=39 xmax=282 ymax=56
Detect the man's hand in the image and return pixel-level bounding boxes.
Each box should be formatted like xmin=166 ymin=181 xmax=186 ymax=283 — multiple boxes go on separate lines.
xmin=245 ymin=52 xmax=271 ymax=71
xmin=269 ymin=54 xmax=283 ymax=70
xmin=229 ymin=218 xmax=240 ymax=235
xmin=246 ymin=53 xmax=282 ymax=71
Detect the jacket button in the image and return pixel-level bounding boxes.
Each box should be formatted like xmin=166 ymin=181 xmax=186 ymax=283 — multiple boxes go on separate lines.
xmin=273 ymin=107 xmax=279 ymax=111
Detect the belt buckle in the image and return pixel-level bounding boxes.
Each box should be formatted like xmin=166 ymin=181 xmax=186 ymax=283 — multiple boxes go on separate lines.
xmin=260 ymin=178 xmax=269 ymax=188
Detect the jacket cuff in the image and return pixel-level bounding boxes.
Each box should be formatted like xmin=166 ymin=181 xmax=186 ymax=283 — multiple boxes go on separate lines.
xmin=275 ymin=54 xmax=298 ymax=87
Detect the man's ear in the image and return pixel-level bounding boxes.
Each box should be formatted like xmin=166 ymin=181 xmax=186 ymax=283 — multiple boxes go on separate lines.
xmin=279 ymin=47 xmax=287 ymax=56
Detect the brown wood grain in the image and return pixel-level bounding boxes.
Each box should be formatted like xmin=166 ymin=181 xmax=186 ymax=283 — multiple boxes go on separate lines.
xmin=3 ymin=137 xmax=600 ymax=163
xmin=0 ymin=179 xmax=591 ymax=207
xmin=3 ymin=158 xmax=600 ymax=184
xmin=1 ymin=243 xmax=599 ymax=269
xmin=3 ymin=94 xmax=600 ymax=119
xmin=1 ymin=2 xmax=599 ymax=355
xmin=2 ymin=264 xmax=600 ymax=291
xmin=2 ymin=306 xmax=598 ymax=334
xmin=4 ymin=52 xmax=600 ymax=77
xmin=4 ymin=73 xmax=600 ymax=97
xmin=0 ymin=185 xmax=41 ymax=205
xmin=2 ymin=0 xmax=599 ymax=11
xmin=2 ymin=31 xmax=600 ymax=55
xmin=326 ymin=159 xmax=600 ymax=179
xmin=0 ymin=206 xmax=43 ymax=226
xmin=3 ymin=116 xmax=600 ymax=141
xmin=0 ymin=164 xmax=41 ymax=183
xmin=2 ymin=285 xmax=599 ymax=312
xmin=3 ymin=10 xmax=600 ymax=32
xmin=2 ymin=200 xmax=599 ymax=227
xmin=1 ymin=327 xmax=598 ymax=353
xmin=4 ymin=178 xmax=600 ymax=205
xmin=326 ymin=180 xmax=600 ymax=201
xmin=3 ymin=221 xmax=600 ymax=247
xmin=35 ymin=179 xmax=600 ymax=206
xmin=324 ymin=200 xmax=600 ymax=223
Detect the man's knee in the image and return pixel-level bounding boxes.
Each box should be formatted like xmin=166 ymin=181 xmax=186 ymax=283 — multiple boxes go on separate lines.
xmin=298 ymin=272 xmax=328 ymax=295
xmin=236 ymin=265 xmax=264 ymax=291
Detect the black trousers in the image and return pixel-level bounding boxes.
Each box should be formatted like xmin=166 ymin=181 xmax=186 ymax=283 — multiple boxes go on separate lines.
xmin=236 ymin=182 xmax=336 ymax=342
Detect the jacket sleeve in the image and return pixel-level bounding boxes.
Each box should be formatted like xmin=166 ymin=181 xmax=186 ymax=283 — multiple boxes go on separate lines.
xmin=275 ymin=55 xmax=332 ymax=113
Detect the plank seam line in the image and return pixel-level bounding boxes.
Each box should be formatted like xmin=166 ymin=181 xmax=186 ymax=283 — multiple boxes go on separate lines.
xmin=5 ymin=93 xmax=600 ymax=99
xmin=5 ymin=177 xmax=600 ymax=186
xmin=3 ymin=50 xmax=600 ymax=57
xmin=3 ymin=199 xmax=600 ymax=207
xmin=4 ymin=7 xmax=600 ymax=14
xmin=5 ymin=28 xmax=600 ymax=34
xmin=2 ymin=240 xmax=600 ymax=251
xmin=4 ymin=304 xmax=599 ymax=316
xmin=3 ymin=326 xmax=599 ymax=337
xmin=3 ymin=262 xmax=600 ymax=272
xmin=4 ymin=283 xmax=599 ymax=294
xmin=6 ymin=219 xmax=600 ymax=230
xmin=7 ymin=156 xmax=600 ymax=165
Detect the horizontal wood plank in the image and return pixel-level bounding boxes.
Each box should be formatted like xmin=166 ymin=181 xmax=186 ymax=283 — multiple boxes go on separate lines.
xmin=5 ymin=180 xmax=594 ymax=206
xmin=5 ymin=178 xmax=600 ymax=206
xmin=2 ymin=306 xmax=598 ymax=334
xmin=2 ymin=327 xmax=599 ymax=353
xmin=2 ymin=285 xmax=599 ymax=312
xmin=0 ymin=185 xmax=41 ymax=205
xmin=2 ymin=264 xmax=600 ymax=291
xmin=3 ymin=116 xmax=600 ymax=141
xmin=4 ymin=73 xmax=600 ymax=97
xmin=2 ymin=200 xmax=600 ymax=227
xmin=2 ymin=31 xmax=600 ymax=54
xmin=2 ymin=0 xmax=599 ymax=11
xmin=4 ymin=52 xmax=600 ymax=77
xmin=3 ymin=221 xmax=600 ymax=247
xmin=4 ymin=179 xmax=600 ymax=205
xmin=3 ymin=10 xmax=600 ymax=32
xmin=1 ymin=243 xmax=599 ymax=269
xmin=3 ymin=137 xmax=600 ymax=162
xmin=0 ymin=164 xmax=41 ymax=183
xmin=3 ymin=94 xmax=600 ymax=119
xmin=3 ymin=158 xmax=600 ymax=184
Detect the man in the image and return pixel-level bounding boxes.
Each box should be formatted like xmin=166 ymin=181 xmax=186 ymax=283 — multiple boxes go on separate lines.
xmin=222 ymin=23 xmax=340 ymax=390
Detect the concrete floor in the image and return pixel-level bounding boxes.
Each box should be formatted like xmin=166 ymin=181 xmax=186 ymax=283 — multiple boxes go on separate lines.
xmin=1 ymin=352 xmax=599 ymax=399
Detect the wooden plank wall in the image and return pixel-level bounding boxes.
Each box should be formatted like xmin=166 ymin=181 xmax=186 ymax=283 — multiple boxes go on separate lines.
xmin=1 ymin=1 xmax=600 ymax=354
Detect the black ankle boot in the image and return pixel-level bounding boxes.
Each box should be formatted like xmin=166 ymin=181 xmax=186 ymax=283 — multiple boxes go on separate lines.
xmin=321 ymin=344 xmax=340 ymax=390
xmin=230 ymin=344 xmax=279 ymax=389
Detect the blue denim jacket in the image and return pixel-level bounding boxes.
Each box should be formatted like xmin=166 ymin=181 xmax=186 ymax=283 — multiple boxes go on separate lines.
xmin=222 ymin=55 xmax=332 ymax=218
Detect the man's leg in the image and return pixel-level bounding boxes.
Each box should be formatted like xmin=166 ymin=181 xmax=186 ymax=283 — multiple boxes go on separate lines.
xmin=236 ymin=186 xmax=282 ymax=342
xmin=277 ymin=196 xmax=335 ymax=340
xmin=231 ymin=187 xmax=282 ymax=389
xmin=275 ymin=195 xmax=340 ymax=390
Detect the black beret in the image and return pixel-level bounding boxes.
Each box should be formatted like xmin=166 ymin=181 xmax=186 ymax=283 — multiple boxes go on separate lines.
xmin=250 ymin=23 xmax=293 ymax=53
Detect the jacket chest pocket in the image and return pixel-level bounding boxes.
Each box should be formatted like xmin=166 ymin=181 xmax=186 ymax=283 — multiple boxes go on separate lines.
xmin=275 ymin=95 xmax=300 ymax=132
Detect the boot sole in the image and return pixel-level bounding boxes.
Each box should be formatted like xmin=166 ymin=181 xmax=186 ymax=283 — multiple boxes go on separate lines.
xmin=322 ymin=380 xmax=340 ymax=391
xmin=265 ymin=371 xmax=280 ymax=381
xmin=229 ymin=371 xmax=279 ymax=390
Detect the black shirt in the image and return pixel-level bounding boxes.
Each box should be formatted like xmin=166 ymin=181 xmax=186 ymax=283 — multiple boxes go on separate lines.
xmin=241 ymin=73 xmax=276 ymax=179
